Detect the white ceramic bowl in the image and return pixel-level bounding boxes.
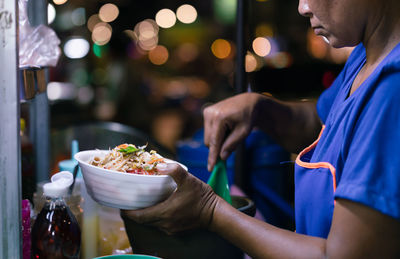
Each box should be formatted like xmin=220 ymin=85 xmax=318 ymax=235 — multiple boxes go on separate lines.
xmin=74 ymin=150 xmax=185 ymax=210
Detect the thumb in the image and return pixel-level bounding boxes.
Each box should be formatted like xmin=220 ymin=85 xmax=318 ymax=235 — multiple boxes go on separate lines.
xmin=156 ymin=162 xmax=188 ymax=186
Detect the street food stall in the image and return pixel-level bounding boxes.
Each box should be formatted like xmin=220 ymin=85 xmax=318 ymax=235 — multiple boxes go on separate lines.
xmin=1 ymin=0 xmax=252 ymax=257
xmin=0 ymin=0 xmax=351 ymax=258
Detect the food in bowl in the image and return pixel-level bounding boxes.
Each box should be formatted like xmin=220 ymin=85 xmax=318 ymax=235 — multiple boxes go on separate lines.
xmin=74 ymin=146 xmax=186 ymax=210
xmin=90 ymin=144 xmax=165 ymax=175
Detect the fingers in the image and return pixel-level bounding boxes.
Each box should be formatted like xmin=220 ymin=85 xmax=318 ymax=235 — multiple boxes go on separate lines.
xmin=156 ymin=163 xmax=187 ymax=186
xmin=121 ymin=205 xmax=164 ymax=225
xmin=220 ymin=125 xmax=249 ymax=160
xmin=204 ymin=109 xmax=229 ymax=171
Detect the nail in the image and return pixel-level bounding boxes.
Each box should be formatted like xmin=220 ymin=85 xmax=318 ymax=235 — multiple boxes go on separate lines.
xmin=156 ymin=163 xmax=169 ymax=171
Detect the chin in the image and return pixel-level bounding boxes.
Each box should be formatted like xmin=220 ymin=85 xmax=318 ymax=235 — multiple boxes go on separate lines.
xmin=328 ymin=39 xmax=358 ymax=49
xmin=328 ymin=36 xmax=360 ymax=49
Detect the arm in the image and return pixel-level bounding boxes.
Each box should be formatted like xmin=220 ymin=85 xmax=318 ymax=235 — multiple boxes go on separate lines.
xmin=212 ymin=196 xmax=400 ymax=259
xmin=122 ymin=164 xmax=400 ymax=259
xmin=203 ymin=92 xmax=321 ymax=171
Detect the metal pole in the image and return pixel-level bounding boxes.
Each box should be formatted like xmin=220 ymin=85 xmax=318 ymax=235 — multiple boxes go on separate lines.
xmin=0 ymin=0 xmax=22 ymax=257
xmin=235 ymin=0 xmax=247 ymax=94
xmin=234 ymin=0 xmax=250 ymax=192
xmin=28 ymin=0 xmax=50 ymax=183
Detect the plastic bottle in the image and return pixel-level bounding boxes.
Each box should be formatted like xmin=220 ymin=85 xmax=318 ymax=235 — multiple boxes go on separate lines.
xmin=59 ymin=140 xmax=98 ymax=259
xmin=31 ymin=171 xmax=81 ymax=259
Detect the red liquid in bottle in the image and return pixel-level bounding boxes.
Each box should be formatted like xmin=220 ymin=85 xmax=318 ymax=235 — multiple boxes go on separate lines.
xmin=31 ymin=197 xmax=81 ymax=259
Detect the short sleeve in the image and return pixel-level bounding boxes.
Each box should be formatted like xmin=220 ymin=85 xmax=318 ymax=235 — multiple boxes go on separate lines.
xmin=335 ymin=71 xmax=400 ymax=219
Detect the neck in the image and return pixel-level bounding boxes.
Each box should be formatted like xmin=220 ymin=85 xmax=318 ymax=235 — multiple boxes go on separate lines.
xmin=363 ymin=1 xmax=400 ymax=66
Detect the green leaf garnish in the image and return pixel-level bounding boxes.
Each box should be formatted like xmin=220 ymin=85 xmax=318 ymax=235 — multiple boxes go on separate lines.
xmin=118 ymin=145 xmax=140 ymax=154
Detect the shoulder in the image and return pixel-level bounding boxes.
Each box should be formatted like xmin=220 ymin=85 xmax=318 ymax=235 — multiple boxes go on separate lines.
xmin=367 ymin=44 xmax=400 ymax=103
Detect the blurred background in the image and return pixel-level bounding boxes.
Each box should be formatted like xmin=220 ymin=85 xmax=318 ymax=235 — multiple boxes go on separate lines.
xmin=15 ymin=0 xmax=357 ymax=257
xmin=40 ymin=0 xmax=352 ymax=153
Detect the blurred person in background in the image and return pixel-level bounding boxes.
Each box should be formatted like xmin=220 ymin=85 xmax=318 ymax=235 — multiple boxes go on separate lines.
xmin=122 ymin=0 xmax=400 ymax=257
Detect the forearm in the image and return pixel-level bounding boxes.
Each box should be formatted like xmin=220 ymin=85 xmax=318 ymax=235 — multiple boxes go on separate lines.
xmin=210 ymin=199 xmax=327 ymax=259
xmin=253 ymin=94 xmax=322 ymax=153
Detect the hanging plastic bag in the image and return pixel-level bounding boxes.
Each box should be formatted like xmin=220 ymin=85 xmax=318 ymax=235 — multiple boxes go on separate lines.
xmin=18 ymin=0 xmax=61 ymax=67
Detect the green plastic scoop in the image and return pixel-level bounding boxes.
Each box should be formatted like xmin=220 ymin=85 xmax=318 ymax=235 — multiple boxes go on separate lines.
xmin=207 ymin=159 xmax=232 ymax=204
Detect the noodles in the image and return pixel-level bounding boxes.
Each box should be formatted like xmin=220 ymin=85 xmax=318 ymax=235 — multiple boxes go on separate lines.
xmin=90 ymin=144 xmax=165 ymax=175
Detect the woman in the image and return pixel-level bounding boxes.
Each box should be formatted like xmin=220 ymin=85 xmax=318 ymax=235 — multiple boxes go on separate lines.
xmin=123 ymin=0 xmax=400 ymax=257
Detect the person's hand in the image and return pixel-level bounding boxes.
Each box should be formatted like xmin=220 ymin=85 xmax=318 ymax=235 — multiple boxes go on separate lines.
xmin=203 ymin=92 xmax=263 ymax=171
xmin=121 ymin=163 xmax=220 ymax=235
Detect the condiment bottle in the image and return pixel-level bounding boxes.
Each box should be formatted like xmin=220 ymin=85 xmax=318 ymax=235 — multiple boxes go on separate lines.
xmin=31 ymin=171 xmax=81 ymax=259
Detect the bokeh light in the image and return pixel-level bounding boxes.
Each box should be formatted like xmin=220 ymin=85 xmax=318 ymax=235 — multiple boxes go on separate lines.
xmin=211 ymin=39 xmax=231 ymax=59
xmin=47 ymin=82 xmax=76 ymax=101
xmin=155 ymin=9 xmax=176 ymax=28
xmin=77 ymin=86 xmax=94 ymax=105
xmin=53 ymin=0 xmax=67 ymax=5
xmin=57 ymin=10 xmax=74 ymax=31
xmin=245 ymin=52 xmax=258 ymax=72
xmin=63 ymin=38 xmax=90 ymax=59
xmin=47 ymin=82 xmax=63 ymax=100
xmin=176 ymin=4 xmax=197 ymax=24
xmin=87 ymin=14 xmax=101 ymax=32
xmin=99 ymin=3 xmax=119 ymax=23
xmin=187 ymin=79 xmax=210 ymax=99
xmin=124 ymin=29 xmax=137 ymax=41
xmin=93 ymin=43 xmax=109 ymax=58
xmin=92 ymin=22 xmax=112 ymax=46
xmin=71 ymin=8 xmax=86 ymax=26
xmin=213 ymin=0 xmax=236 ymax=25
xmin=148 ymin=45 xmax=169 ymax=65
xmin=137 ymin=19 xmax=159 ymax=40
xmin=267 ymin=52 xmax=293 ymax=68
xmin=252 ymin=37 xmax=271 ymax=57
xmin=176 ymin=43 xmax=199 ymax=62
xmin=138 ymin=36 xmax=159 ymax=51
xmin=47 ymin=4 xmax=56 ymax=24
xmin=307 ymin=29 xmax=328 ymax=59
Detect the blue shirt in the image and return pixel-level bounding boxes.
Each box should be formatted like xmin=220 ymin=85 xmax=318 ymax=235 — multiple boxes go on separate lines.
xmin=295 ymin=43 xmax=400 ymax=238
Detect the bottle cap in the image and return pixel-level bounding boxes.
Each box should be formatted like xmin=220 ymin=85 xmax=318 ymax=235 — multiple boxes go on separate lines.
xmin=43 ymin=171 xmax=74 ymax=198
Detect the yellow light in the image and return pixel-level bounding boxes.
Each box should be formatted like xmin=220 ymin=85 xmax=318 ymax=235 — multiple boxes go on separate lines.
xmin=53 ymin=0 xmax=67 ymax=5
xmin=148 ymin=45 xmax=169 ymax=65
xmin=87 ymin=14 xmax=101 ymax=32
xmin=245 ymin=53 xmax=258 ymax=72
xmin=176 ymin=4 xmax=197 ymax=24
xmin=155 ymin=9 xmax=176 ymax=28
xmin=211 ymin=39 xmax=231 ymax=59
xmin=252 ymin=37 xmax=271 ymax=57
xmin=99 ymin=3 xmax=119 ymax=23
xmin=92 ymin=22 xmax=112 ymax=46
